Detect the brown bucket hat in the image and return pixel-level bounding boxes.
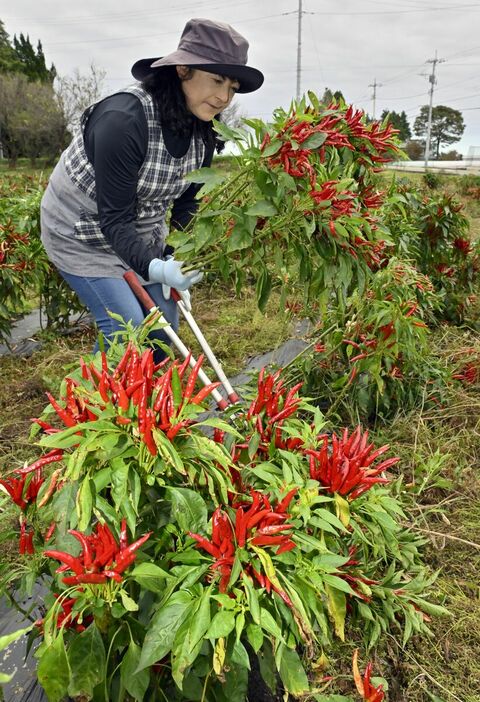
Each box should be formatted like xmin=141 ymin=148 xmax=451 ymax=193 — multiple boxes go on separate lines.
xmin=131 ymin=17 xmax=264 ymax=94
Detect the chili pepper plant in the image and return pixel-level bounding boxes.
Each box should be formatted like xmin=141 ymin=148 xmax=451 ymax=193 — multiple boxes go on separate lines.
xmin=0 ymin=181 xmax=84 ymax=344
xmin=382 ymin=184 xmax=480 ymax=326
xmin=285 ymin=258 xmax=451 ymax=422
xmin=168 ymin=93 xmax=402 ymax=314
xmin=0 ymin=323 xmax=448 ymax=701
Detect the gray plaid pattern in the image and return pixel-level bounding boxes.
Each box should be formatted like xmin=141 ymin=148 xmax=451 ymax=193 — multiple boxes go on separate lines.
xmin=63 ymin=85 xmax=206 ymax=251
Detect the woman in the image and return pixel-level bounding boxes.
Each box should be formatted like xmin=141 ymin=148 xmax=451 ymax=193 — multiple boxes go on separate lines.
xmin=40 ymin=18 xmax=264 ymax=358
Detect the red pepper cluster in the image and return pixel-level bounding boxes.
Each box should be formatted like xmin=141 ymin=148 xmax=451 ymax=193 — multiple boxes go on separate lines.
xmin=0 ymin=469 xmax=44 ymax=510
xmin=452 ymin=347 xmax=480 ymax=385
xmin=189 ymin=489 xmax=297 ymax=603
xmin=35 ymin=594 xmax=92 ymax=633
xmin=308 ymin=181 xmax=358 ymax=221
xmin=262 ymin=103 xmax=398 ymax=182
xmin=213 ymin=369 xmax=303 ymax=475
xmin=44 ymin=518 xmax=151 ymax=586
xmin=37 ymin=345 xmax=220 ymax=456
xmin=453 ymin=237 xmax=472 ymax=254
xmin=0 ymin=221 xmax=31 ymax=271
xmin=19 ymin=520 xmax=35 ymax=554
xmin=305 ymin=426 xmax=399 ymax=500
xmin=245 ymin=369 xmax=303 ymax=450
xmin=353 ymin=649 xmax=385 ymax=702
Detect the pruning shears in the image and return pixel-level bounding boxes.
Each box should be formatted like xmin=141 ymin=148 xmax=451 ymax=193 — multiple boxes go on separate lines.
xmin=123 ymin=271 xmax=240 ymax=410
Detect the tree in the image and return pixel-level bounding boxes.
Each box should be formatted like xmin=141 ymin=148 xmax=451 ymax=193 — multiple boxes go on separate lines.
xmin=12 ymin=33 xmax=56 ymax=83
xmin=321 ymin=87 xmax=346 ymax=105
xmin=413 ymin=105 xmax=465 ymax=159
xmin=54 ymin=63 xmax=106 ymax=133
xmin=380 ymin=110 xmax=411 ymax=141
xmin=404 ymin=140 xmax=424 ymax=160
xmin=0 ymin=73 xmax=66 ymax=166
xmin=0 ymin=20 xmax=21 ymax=74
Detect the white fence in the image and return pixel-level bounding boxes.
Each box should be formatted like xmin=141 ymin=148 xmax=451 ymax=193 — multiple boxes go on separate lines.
xmin=389 ymin=160 xmax=480 ymax=175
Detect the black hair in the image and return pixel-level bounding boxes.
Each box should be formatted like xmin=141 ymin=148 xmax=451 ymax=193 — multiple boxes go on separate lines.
xmin=141 ymin=66 xmax=225 ymax=153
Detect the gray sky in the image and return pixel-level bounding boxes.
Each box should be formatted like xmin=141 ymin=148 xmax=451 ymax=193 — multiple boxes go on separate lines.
xmin=2 ymin=0 xmax=480 ymax=155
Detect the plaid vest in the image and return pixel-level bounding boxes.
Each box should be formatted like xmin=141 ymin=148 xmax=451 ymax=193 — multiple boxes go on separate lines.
xmin=63 ymin=85 xmax=206 ymax=251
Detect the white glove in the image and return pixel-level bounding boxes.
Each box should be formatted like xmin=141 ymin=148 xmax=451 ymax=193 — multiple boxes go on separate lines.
xmin=148 ymin=256 xmax=203 ymax=292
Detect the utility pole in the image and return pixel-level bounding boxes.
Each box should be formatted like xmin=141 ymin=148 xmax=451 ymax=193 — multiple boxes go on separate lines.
xmin=368 ymin=78 xmax=383 ymax=120
xmin=296 ymin=0 xmax=303 ymax=101
xmin=424 ymin=51 xmax=445 ymax=168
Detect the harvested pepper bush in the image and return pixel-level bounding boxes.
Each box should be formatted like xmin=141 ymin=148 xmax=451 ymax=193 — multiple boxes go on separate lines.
xmin=44 ymin=518 xmax=151 ymax=585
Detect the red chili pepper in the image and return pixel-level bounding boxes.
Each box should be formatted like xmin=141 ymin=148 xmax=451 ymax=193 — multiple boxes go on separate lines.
xmin=246 ymin=508 xmax=271 ymax=530
xmin=184 ymin=355 xmax=205 ymax=400
xmin=15 ymin=449 xmax=64 ymax=475
xmin=44 ymin=550 xmax=84 ymax=575
xmin=25 ymin=530 xmax=35 ymax=554
xmin=19 ymin=521 xmax=27 ymax=554
xmin=45 ymin=521 xmax=56 ymax=543
xmin=68 ymin=530 xmax=93 ymax=569
xmin=277 ymin=488 xmax=298 ymax=513
xmin=154 ymin=367 xmax=172 ymax=412
xmin=189 ymin=532 xmax=221 ymax=558
xmin=235 ymin=507 xmax=247 ymax=547
xmin=190 ymin=382 xmax=222 ymax=405
xmin=126 ymin=379 xmax=144 ymax=398
xmin=46 ymin=393 xmax=77 ymax=428
xmin=268 ymin=403 xmax=299 ymax=425
xmin=143 ymin=419 xmax=158 ymax=455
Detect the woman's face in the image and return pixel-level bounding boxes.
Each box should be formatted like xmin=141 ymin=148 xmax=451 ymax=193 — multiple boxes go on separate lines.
xmin=177 ymin=67 xmax=240 ymax=121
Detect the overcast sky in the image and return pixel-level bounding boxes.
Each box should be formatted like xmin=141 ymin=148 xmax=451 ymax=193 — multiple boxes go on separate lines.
xmin=2 ymin=0 xmax=480 ymax=156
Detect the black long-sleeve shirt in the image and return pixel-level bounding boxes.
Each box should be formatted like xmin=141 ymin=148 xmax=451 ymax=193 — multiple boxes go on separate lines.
xmin=82 ymin=92 xmax=214 ymax=277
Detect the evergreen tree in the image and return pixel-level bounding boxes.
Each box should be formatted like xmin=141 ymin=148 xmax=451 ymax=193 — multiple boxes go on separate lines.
xmin=12 ymin=33 xmax=56 ymax=82
xmin=0 ymin=19 xmax=21 ymax=74
xmin=380 ymin=110 xmax=411 ymax=141
xmin=414 ymin=105 xmax=465 ymax=158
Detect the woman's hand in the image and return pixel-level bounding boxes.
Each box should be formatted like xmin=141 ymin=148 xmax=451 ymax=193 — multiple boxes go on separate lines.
xmin=148 ymin=256 xmax=203 ymax=296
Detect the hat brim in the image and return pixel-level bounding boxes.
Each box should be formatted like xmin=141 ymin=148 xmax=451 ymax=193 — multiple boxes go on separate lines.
xmin=131 ymin=50 xmax=264 ymax=93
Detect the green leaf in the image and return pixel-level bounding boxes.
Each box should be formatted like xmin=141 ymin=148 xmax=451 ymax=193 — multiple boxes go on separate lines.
xmin=171 ymin=588 xmax=212 ymax=689
xmin=67 ymin=624 xmax=106 ymax=698
xmin=184 ymin=166 xmax=226 ymax=187
xmin=205 ymin=609 xmax=236 ymax=639
xmin=0 ymin=625 xmax=32 ymax=651
xmin=232 ymin=639 xmax=251 ymax=669
xmin=325 ymin=585 xmax=346 ymax=641
xmin=166 ymin=487 xmax=208 ymax=534
xmin=120 ymin=590 xmax=139 ymax=611
xmin=129 ymin=562 xmax=171 ymax=593
xmin=302 ymin=132 xmax=328 ymax=149
xmin=322 ymin=574 xmax=357 ymax=595
xmin=227 ymin=225 xmax=253 ymax=252
xmin=52 ymin=482 xmax=77 ymax=534
xmin=121 ymin=640 xmax=150 ymax=701
xmin=259 ymin=607 xmax=283 ymax=640
xmin=243 ymin=573 xmax=260 ymax=624
xmin=76 ymin=477 xmax=94 ymax=531
xmin=246 ymin=623 xmax=263 ymax=653
xmin=110 ymin=457 xmax=129 ymax=512
xmin=137 ymin=591 xmax=193 ymax=671
xmin=256 ymin=268 xmax=272 ymax=312
xmin=37 ymin=630 xmax=70 ymax=702
xmin=245 ymin=200 xmax=278 ymax=217
xmin=278 ymin=646 xmax=309 ymax=695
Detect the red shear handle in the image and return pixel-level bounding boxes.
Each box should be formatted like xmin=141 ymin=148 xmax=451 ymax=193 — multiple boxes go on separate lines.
xmin=124 ymin=271 xmax=156 ymax=310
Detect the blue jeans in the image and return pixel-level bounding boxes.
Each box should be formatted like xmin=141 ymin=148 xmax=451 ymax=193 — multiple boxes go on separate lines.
xmin=59 ymin=270 xmax=178 ymax=361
